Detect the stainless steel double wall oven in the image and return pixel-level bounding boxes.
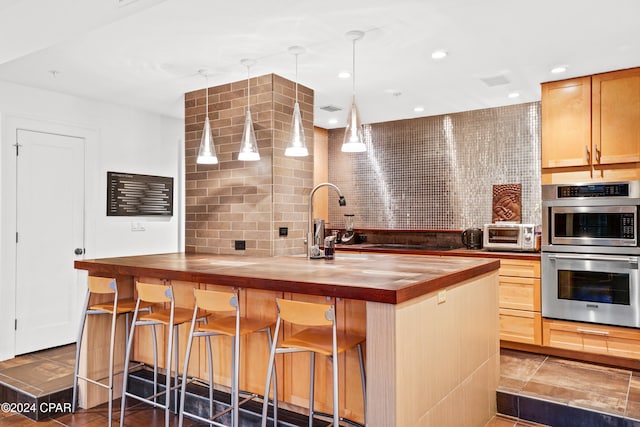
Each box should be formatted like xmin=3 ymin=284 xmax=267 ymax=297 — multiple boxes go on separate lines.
xmin=541 ymin=181 xmax=640 ymax=328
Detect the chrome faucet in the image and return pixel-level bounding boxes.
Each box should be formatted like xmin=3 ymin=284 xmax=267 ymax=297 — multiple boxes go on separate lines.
xmin=307 ymin=182 xmax=346 ymax=258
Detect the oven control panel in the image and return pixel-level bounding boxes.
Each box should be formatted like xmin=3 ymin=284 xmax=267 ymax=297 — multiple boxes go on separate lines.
xmin=557 ymin=183 xmax=629 ymax=198
xmin=623 ymin=214 xmax=635 ymax=239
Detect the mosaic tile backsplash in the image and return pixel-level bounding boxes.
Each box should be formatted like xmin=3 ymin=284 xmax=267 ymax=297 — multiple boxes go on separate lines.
xmin=327 ymin=102 xmax=541 ymax=230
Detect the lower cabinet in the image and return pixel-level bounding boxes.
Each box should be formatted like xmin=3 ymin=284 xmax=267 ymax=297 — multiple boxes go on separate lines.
xmin=542 ymin=318 xmax=640 ymax=359
xmin=498 ymin=258 xmax=542 ymax=345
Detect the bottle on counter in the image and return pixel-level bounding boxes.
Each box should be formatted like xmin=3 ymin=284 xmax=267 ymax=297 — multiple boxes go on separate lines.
xmin=324 ymin=235 xmax=336 ymax=259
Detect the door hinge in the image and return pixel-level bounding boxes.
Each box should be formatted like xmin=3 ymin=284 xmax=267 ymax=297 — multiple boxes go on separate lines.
xmin=14 ymin=319 xmax=17 ymax=330
xmin=13 ymin=143 xmax=20 ymax=156
xmin=16 ymin=232 xmax=19 ymax=243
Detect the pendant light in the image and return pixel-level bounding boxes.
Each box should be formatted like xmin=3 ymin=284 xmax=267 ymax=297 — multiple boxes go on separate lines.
xmin=238 ymin=58 xmax=260 ymax=161
xmin=196 ymin=70 xmax=218 ymax=164
xmin=341 ymin=30 xmax=366 ymax=153
xmin=285 ymin=46 xmax=309 ymax=157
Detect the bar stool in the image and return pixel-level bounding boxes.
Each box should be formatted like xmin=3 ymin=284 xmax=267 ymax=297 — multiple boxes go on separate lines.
xmin=71 ymin=276 xmax=152 ymax=425
xmin=120 ymin=281 xmax=200 ymax=427
xmin=261 ymin=298 xmax=366 ymax=427
xmin=178 ymin=288 xmax=276 ymax=427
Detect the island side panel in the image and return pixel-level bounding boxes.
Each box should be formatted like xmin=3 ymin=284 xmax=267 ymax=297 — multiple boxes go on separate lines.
xmin=366 ymin=271 xmax=499 ymax=426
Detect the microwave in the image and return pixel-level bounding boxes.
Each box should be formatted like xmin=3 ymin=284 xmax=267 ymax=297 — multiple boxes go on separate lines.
xmin=483 ymin=223 xmax=539 ymax=252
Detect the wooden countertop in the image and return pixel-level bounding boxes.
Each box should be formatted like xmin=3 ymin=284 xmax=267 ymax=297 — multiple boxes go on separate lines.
xmin=338 ymin=244 xmax=541 ymax=261
xmin=75 ymin=252 xmax=500 ymax=305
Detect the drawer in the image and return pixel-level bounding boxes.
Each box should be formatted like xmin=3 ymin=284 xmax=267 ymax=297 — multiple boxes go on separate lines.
xmin=499 ymin=308 xmax=542 ymax=345
xmin=498 ymin=258 xmax=540 ymax=279
xmin=499 ymin=276 xmax=541 ymax=312
xmin=543 ymin=318 xmax=640 ymax=359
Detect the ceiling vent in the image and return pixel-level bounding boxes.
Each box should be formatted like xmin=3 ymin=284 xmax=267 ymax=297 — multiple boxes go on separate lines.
xmin=319 ymin=105 xmax=342 ymax=112
xmin=480 ymin=75 xmax=510 ymax=87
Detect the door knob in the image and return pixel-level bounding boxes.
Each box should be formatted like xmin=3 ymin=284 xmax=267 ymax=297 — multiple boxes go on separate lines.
xmin=74 ymin=248 xmax=84 ymax=255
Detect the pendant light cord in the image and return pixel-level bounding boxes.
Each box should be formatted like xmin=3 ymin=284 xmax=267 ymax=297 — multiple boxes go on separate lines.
xmin=295 ymin=53 xmax=299 ymax=103
xmin=246 ymin=64 xmax=251 ymax=112
xmin=205 ymin=75 xmax=209 ymax=118
xmin=352 ymin=38 xmax=356 ymax=96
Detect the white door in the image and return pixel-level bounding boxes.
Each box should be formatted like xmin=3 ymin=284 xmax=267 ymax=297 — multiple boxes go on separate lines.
xmin=14 ymin=129 xmax=85 ymax=355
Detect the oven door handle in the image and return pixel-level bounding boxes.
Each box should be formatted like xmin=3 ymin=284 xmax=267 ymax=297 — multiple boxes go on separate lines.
xmin=546 ymin=253 xmax=639 ymax=267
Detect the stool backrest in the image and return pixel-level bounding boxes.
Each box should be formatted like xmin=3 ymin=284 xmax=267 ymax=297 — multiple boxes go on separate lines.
xmin=194 ymin=289 xmax=237 ymax=312
xmin=88 ymin=277 xmax=117 ymax=294
xmin=136 ymin=282 xmax=173 ymax=303
xmin=276 ymin=298 xmax=334 ymax=326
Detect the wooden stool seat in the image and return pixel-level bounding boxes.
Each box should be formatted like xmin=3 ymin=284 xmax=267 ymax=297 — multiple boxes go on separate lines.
xmin=139 ymin=307 xmax=198 ymax=325
xmin=282 ymin=327 xmax=365 ymax=356
xmin=89 ymin=299 xmax=152 ymax=314
xmin=197 ymin=315 xmax=273 ymax=337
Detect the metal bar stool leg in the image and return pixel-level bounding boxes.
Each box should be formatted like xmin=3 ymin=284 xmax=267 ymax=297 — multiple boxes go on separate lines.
xmin=178 ymin=311 xmax=198 ymax=427
xmin=71 ymin=290 xmax=90 ymax=415
xmin=261 ymin=320 xmax=281 ymax=427
xmin=308 ymin=352 xmax=315 ymax=427
xmin=206 ymin=334 xmax=214 ymax=417
xmin=264 ymin=327 xmax=277 ymax=427
xmin=357 ymin=343 xmax=366 ymax=425
xmin=151 ymin=323 xmax=158 ymax=405
xmin=106 ymin=298 xmax=118 ymax=425
xmin=119 ymin=303 xmax=139 ymax=427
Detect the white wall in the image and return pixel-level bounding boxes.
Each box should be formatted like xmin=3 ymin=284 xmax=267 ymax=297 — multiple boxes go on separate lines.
xmin=0 ymin=80 xmax=183 ymax=360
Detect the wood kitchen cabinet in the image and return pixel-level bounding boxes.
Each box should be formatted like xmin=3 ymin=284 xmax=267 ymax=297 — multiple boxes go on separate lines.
xmin=498 ymin=258 xmax=542 ymax=345
xmin=543 ymin=318 xmax=640 ymax=360
xmin=592 ymin=68 xmax=640 ymax=166
xmin=541 ymin=67 xmax=640 ymax=183
xmin=541 ymin=76 xmax=592 ymax=169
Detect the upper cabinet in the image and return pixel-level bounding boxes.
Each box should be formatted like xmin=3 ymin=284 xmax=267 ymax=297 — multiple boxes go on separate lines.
xmin=541 ymin=76 xmax=592 ymax=168
xmin=541 ymin=67 xmax=640 ymax=183
xmin=592 ymin=68 xmax=640 ymax=165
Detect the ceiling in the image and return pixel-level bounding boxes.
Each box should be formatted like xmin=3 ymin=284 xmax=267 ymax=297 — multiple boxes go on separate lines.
xmin=1 ymin=0 xmax=639 ymax=129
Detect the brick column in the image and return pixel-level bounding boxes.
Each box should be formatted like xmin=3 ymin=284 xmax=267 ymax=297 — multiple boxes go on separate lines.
xmin=184 ymin=74 xmax=314 ymax=256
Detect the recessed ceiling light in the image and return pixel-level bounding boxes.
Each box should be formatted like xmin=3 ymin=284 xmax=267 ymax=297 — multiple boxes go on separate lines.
xmin=551 ymin=66 xmax=568 ymax=74
xmin=431 ymin=50 xmax=448 ymax=60
xmin=338 ymin=71 xmax=351 ymax=79
xmin=413 ymin=106 xmax=425 ymax=112
xmin=328 ymin=118 xmax=338 ymax=125
xmin=507 ymin=92 xmax=520 ymax=99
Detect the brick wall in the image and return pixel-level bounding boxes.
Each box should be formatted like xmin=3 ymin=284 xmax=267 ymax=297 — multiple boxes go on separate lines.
xmin=184 ymin=74 xmax=314 ymax=256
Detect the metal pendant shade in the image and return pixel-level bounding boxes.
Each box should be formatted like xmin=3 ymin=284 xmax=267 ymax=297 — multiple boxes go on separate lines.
xmin=341 ymin=30 xmax=366 ymax=153
xmin=238 ymin=109 xmax=260 ymax=161
xmin=341 ymin=96 xmax=366 ymax=152
xmin=196 ymin=73 xmax=218 ymax=164
xmin=285 ymin=46 xmax=309 ymax=157
xmin=286 ymin=101 xmax=308 ymax=157
xmin=238 ymin=58 xmax=260 ymax=161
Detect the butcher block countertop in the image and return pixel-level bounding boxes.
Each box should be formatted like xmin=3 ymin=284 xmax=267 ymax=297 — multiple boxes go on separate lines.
xmin=75 ymin=252 xmax=500 ymax=305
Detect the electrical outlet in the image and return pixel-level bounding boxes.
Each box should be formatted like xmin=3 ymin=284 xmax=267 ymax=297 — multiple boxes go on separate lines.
xmin=234 ymin=240 xmax=246 ymax=250
xmin=437 ymin=290 xmax=447 ymax=304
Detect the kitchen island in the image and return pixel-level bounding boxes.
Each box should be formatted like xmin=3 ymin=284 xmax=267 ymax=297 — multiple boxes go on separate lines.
xmin=75 ymin=252 xmax=500 ymax=426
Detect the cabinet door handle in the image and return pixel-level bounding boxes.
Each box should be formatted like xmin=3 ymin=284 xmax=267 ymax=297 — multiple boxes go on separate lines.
xmin=585 ymin=145 xmax=591 ymax=164
xmin=576 ymin=328 xmax=609 ymax=336
xmin=595 ymin=144 xmax=601 ymax=163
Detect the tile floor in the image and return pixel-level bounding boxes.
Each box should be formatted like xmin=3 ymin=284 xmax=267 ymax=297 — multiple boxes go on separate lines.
xmin=499 ymin=349 xmax=640 ymax=426
xmin=10 ymin=345 xmax=639 ymax=426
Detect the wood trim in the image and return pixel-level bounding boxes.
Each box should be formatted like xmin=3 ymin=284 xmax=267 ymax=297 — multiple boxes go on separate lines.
xmin=501 ymin=340 xmax=640 ymax=371
xmin=366 ymin=301 xmax=396 ymax=426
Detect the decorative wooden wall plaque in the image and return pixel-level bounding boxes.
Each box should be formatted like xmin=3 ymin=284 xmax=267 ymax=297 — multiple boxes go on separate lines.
xmin=492 ymin=183 xmax=521 ymax=223
xmin=107 ymin=172 xmax=173 ymax=216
